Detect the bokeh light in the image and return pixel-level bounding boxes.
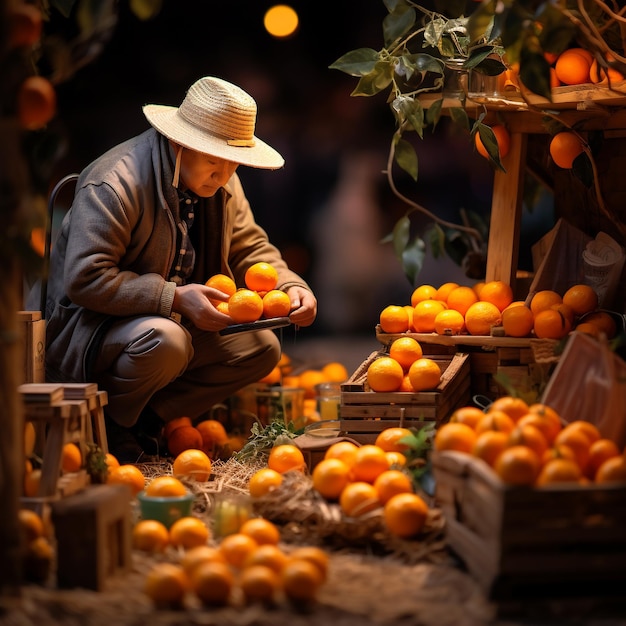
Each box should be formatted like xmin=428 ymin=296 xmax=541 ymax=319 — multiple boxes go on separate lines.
xmin=264 ymin=5 xmax=299 ymax=39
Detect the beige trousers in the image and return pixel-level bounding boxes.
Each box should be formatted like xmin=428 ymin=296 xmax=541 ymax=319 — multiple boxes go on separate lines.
xmin=92 ymin=316 xmax=280 ymax=427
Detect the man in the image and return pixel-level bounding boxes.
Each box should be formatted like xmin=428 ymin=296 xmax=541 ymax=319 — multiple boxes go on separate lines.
xmin=31 ymin=76 xmax=317 ymax=461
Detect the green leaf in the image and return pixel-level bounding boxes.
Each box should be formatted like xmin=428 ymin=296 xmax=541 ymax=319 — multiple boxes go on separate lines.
xmin=425 ymin=98 xmax=443 ymax=127
xmin=443 ymin=228 xmax=470 ymax=266
xmin=402 ymin=236 xmax=426 ymax=285
xmin=390 ymin=215 xmax=411 ymax=259
xmin=572 ymin=153 xmax=593 ymax=188
xmin=129 ymin=0 xmax=163 ymax=20
xmin=383 ymin=5 xmax=416 ymax=48
xmin=329 ymin=48 xmax=380 ymax=77
xmin=394 ymin=137 xmax=418 ymax=180
xmin=76 ymin=0 xmax=118 ymax=35
xmin=392 ymin=96 xmax=425 ymax=137
xmin=467 ymin=0 xmax=497 ymax=45
xmin=427 ymin=224 xmax=446 ymax=258
xmin=448 ymin=106 xmax=469 ymax=132
xmin=474 ymin=122 xmax=505 ymax=171
xmin=351 ymin=61 xmax=394 ymax=96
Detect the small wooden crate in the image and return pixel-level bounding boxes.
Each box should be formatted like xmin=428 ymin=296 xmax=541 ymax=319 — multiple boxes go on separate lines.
xmin=432 ymin=450 xmax=626 ymax=605
xmin=340 ymin=351 xmax=471 ymax=441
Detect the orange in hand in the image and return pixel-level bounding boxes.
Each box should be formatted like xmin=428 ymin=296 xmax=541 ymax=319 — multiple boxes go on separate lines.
xmin=262 ymin=289 xmax=291 ymax=318
xmin=228 ymin=289 xmax=264 ymax=323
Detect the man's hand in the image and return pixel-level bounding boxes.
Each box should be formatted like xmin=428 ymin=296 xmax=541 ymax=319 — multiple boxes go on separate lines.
xmin=285 ymin=286 xmax=317 ymax=327
xmin=172 ymin=284 xmax=232 ymax=331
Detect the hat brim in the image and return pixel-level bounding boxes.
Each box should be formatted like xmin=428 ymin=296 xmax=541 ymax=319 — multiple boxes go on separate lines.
xmin=143 ymin=104 xmax=285 ymax=170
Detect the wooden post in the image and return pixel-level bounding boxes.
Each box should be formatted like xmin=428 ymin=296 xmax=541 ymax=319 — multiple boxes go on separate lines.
xmin=485 ymin=130 xmax=528 ymax=288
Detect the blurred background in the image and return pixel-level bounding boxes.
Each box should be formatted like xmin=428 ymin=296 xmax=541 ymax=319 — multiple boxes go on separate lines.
xmin=33 ymin=0 xmax=552 ymax=372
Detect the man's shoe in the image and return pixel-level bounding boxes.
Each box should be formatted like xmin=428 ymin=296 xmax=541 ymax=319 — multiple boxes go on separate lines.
xmin=105 ymin=414 xmax=146 ymax=464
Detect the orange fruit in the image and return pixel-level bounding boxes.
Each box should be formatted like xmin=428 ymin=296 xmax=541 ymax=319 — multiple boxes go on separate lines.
xmin=446 ymin=286 xmax=478 ymax=317
xmin=574 ymin=322 xmax=600 ymax=338
xmin=595 ymin=455 xmax=626 ymax=484
xmin=379 ymin=304 xmax=410 ymax=333
xmin=475 ymin=124 xmax=511 ymax=159
xmin=312 ymin=458 xmax=351 ymax=500
xmin=7 ymin=3 xmax=43 ymax=49
xmin=479 ymin=280 xmax=514 ymax=312
xmin=488 ymin=396 xmax=529 ymax=422
xmin=244 ymin=544 xmax=289 ymax=574
xmin=475 ymin=410 xmax=516 ymax=435
xmin=196 ymin=419 xmax=229 ymax=454
xmin=321 ymin=361 xmax=349 ymax=383
xmin=550 ymin=302 xmax=575 ymax=326
xmin=351 ymin=444 xmax=390 ymax=483
xmin=530 ymin=290 xmax=562 ymax=315
xmin=507 ymin=424 xmax=549 ymax=460
xmin=281 ymin=557 xmax=324 ymax=602
xmin=244 ymin=262 xmax=278 ymax=292
xmin=132 ymin=519 xmax=170 ymax=552
xmin=23 ymin=468 xmax=41 ymax=497
xmin=389 ymin=336 xmax=423 ymax=370
xmin=219 ymin=532 xmax=259 ymax=568
xmin=549 ymin=131 xmax=585 ymax=169
xmin=215 ymin=301 xmax=230 ymax=315
xmin=339 ymin=481 xmax=380 ymax=517
xmin=465 ymin=301 xmax=502 ymax=336
xmin=240 ymin=564 xmax=280 ymax=605
xmin=172 ymin=448 xmax=212 ymax=481
xmin=374 ymin=427 xmax=413 ymax=453
xmin=383 ymin=492 xmax=429 ymax=538
xmin=472 ymin=281 xmax=485 ymax=298
xmin=144 ymin=562 xmax=189 ymax=609
xmin=536 ymin=457 xmax=582 ymax=486
xmin=585 ymin=438 xmax=620 ymax=480
xmin=105 ymin=453 xmax=120 ymax=472
xmin=578 ymin=311 xmax=617 ymax=338
xmin=449 ymin=405 xmax=485 ymax=429
xmin=412 ymin=299 xmax=446 ymax=333
xmin=298 ymin=368 xmax=326 ymax=399
xmin=373 ymin=469 xmax=414 ymax=504
xmin=190 ymin=560 xmax=234 ymax=606
xmin=249 ymin=467 xmax=283 ymax=497
xmin=205 ymin=273 xmax=237 ymax=305
xmin=408 ymin=357 xmax=441 ymax=391
xmin=494 ymin=445 xmax=541 ymax=485
xmin=262 ymin=289 xmax=291 ymax=318
xmin=167 ymin=425 xmax=204 ymax=458
xmin=542 ymin=443 xmax=578 ymax=465
xmin=163 ymin=416 xmax=193 ymax=440
xmin=555 ymin=48 xmax=591 ymax=85
xmin=61 ymin=442 xmax=82 ymax=473
xmin=239 ymin=517 xmax=280 ymax=546
xmin=324 ymin=440 xmax=359 ymax=467
xmin=533 ymin=309 xmax=570 ymax=339
xmin=562 ymin=284 xmax=598 ymax=317
xmin=18 ymin=509 xmax=44 ymax=543
xmin=502 ymin=305 xmax=534 ymax=337
xmin=17 ymin=75 xmax=56 ymax=130
xmin=367 ymin=356 xmax=404 ymax=392
xmin=180 ymin=545 xmax=227 ymax=577
xmin=472 ymin=430 xmax=509 ymax=467
xmin=561 ymin=420 xmax=601 ymax=445
xmin=287 ymin=546 xmax=329 ymax=581
xmin=107 ymin=464 xmax=145 ymax=496
xmin=434 ymin=422 xmax=477 ymax=453
xmin=386 ymin=451 xmax=407 ymax=467
xmin=553 ymin=428 xmax=591 ymax=473
xmin=24 ymin=421 xmax=36 ymax=457
xmin=517 ymin=414 xmax=560 ymax=447
xmin=590 ymin=52 xmax=624 ymax=83
xmin=170 ymin=516 xmax=210 ymax=550
xmin=410 ymin=284 xmax=437 ymax=306
xmin=399 ymin=374 xmax=414 ymax=391
xmin=267 ymin=444 xmax=305 ymax=473
xmin=433 ymin=308 xmax=466 ymax=335
xmin=434 ymin=282 xmax=460 ymax=304
xmin=228 ymin=289 xmax=264 ymax=323
xmin=144 ymin=475 xmax=187 ymax=497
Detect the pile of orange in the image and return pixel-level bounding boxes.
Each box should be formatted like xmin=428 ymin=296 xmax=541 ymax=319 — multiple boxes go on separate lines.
xmin=162 ymin=416 xmax=236 ymax=460
xmin=366 ymin=347 xmax=441 ymax=393
xmin=205 ymin=262 xmax=291 ymax=324
xmin=435 ymin=396 xmax=626 ymax=486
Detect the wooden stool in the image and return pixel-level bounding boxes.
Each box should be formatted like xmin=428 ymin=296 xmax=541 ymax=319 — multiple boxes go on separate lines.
xmin=50 ymin=484 xmax=132 ymax=590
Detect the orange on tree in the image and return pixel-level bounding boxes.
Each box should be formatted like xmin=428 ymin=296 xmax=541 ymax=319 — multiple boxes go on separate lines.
xmin=312 ymin=458 xmax=351 ymax=500
xmin=169 ymin=516 xmax=210 ymax=550
xmin=228 ymin=289 xmax=264 ymax=323
xmin=479 ymin=280 xmax=514 ymax=312
xmin=262 ymin=289 xmax=291 ymax=318
xmin=143 ymin=562 xmax=189 ymax=609
xmin=465 ymin=301 xmax=502 ymax=336
xmin=502 ymin=304 xmax=534 ymax=338
xmin=554 ymin=47 xmax=592 ymax=85
xmin=167 ymin=425 xmax=204 ymax=457
xmin=144 ymin=475 xmax=187 ymax=497
xmin=132 ymin=519 xmax=170 ymax=553
xmin=590 ymin=52 xmax=624 ymax=83
xmin=172 ymin=448 xmax=212 ymax=481
xmin=408 ymin=357 xmax=441 ymax=391
xmin=410 ymin=284 xmax=437 ymax=306
xmin=434 ymin=422 xmax=477 ymax=453
xmin=562 ymin=284 xmax=598 ymax=317
xmin=549 ymin=131 xmax=585 ymax=169
xmin=446 ymin=285 xmax=478 ymax=317
xmin=245 ymin=261 xmax=278 ymax=292
xmin=373 ymin=469 xmax=414 ymax=504
xmin=433 ymin=308 xmax=465 ymax=335
xmin=339 ymin=481 xmax=380 ymax=517
xmin=475 ymin=124 xmax=511 ymax=160
xmin=107 ymin=464 xmax=145 ymax=496
xmin=412 ymin=299 xmax=446 ymax=333
xmin=379 ymin=304 xmax=410 ymax=333
xmin=472 ymin=430 xmax=509 ymax=467
xmin=388 ymin=336 xmax=423 ymax=371
xmin=374 ymin=427 xmax=413 ymax=453
xmin=239 ymin=517 xmax=281 ymax=546
xmin=494 ymin=445 xmax=541 ymax=485
xmin=366 ymin=356 xmax=404 ymax=392
xmin=351 ymin=444 xmax=390 ymax=483
xmin=383 ymin=492 xmax=429 ymax=539
xmin=190 ymin=560 xmax=234 ymax=606
xmin=267 ymin=443 xmax=305 ymax=473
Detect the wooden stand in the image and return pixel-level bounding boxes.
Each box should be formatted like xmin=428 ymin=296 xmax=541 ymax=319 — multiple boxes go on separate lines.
xmin=50 ymin=483 xmax=132 ymax=591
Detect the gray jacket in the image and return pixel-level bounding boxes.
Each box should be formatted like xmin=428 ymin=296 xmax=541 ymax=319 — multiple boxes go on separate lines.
xmin=31 ymin=128 xmax=308 ymax=382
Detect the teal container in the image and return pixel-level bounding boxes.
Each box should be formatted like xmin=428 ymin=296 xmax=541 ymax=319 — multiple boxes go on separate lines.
xmin=136 ymin=491 xmax=194 ymax=528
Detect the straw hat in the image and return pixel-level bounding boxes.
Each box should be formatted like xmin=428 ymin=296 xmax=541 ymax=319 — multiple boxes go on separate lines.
xmin=143 ymin=76 xmax=284 ymax=169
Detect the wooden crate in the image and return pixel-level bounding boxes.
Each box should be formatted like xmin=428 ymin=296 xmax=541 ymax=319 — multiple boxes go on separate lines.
xmin=340 ymin=351 xmax=471 ymax=441
xmin=376 ymin=327 xmax=559 ymax=401
xmin=18 ymin=310 xmax=46 ymax=384
xmin=432 ymin=450 xmax=626 ymax=605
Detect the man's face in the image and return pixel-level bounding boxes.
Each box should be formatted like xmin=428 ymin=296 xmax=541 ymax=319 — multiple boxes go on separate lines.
xmin=178 ymin=146 xmax=239 ymax=197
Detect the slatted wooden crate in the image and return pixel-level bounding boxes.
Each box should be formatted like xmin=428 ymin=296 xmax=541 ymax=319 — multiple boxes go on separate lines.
xmin=340 ymin=351 xmax=471 ymax=442
xmin=376 ymin=327 xmax=559 ymax=401
xmin=432 ymin=450 xmax=626 ymax=606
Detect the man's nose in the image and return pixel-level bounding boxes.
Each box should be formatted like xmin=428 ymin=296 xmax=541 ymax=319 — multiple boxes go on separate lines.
xmin=212 ymin=162 xmax=235 ymax=185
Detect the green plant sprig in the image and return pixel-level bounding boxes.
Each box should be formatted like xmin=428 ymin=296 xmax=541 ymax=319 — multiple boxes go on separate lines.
xmin=234 ymin=419 xmax=303 ymax=463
